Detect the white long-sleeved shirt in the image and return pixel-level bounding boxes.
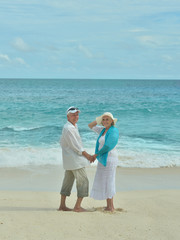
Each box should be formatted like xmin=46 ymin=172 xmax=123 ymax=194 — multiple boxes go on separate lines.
xmin=60 ymin=121 xmax=89 ymax=170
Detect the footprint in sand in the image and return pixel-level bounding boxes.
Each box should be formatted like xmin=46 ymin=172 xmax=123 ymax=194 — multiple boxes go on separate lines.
xmin=94 ymin=207 xmax=126 ymax=214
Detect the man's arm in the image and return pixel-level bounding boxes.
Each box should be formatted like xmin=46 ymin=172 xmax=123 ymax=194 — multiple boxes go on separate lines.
xmin=64 ymin=128 xmax=93 ymax=162
xmin=82 ymin=151 xmax=94 ymax=162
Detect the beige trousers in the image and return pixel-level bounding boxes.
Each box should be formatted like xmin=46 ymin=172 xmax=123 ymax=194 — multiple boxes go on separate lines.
xmin=60 ymin=168 xmax=89 ymax=198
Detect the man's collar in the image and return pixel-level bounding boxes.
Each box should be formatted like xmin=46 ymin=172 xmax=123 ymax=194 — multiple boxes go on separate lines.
xmin=67 ymin=120 xmax=77 ymax=128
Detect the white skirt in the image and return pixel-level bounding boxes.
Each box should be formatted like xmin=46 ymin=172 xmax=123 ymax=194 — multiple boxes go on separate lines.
xmin=90 ymin=156 xmax=118 ymax=200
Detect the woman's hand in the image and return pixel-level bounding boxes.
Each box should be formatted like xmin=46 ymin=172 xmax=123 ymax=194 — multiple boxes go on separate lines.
xmin=88 ymin=120 xmax=97 ymax=129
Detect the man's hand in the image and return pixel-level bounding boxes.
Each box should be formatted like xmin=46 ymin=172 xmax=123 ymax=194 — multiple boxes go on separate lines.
xmin=88 ymin=154 xmax=97 ymax=163
xmin=92 ymin=154 xmax=97 ymax=162
xmin=89 ymin=155 xmax=95 ymax=163
xmin=82 ymin=151 xmax=94 ymax=163
xmin=82 ymin=151 xmax=98 ymax=163
xmin=87 ymin=154 xmax=95 ymax=163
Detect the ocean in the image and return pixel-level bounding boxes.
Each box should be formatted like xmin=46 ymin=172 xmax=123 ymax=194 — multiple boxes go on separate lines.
xmin=0 ymin=79 xmax=179 ymax=168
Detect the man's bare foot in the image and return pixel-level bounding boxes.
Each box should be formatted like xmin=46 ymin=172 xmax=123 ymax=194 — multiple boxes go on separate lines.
xmin=73 ymin=207 xmax=88 ymax=212
xmin=58 ymin=206 xmax=72 ymax=211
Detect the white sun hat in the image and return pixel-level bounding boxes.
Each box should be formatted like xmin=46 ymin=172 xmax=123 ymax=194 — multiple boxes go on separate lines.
xmin=96 ymin=112 xmax=117 ymax=125
xmin=66 ymin=106 xmax=81 ymax=115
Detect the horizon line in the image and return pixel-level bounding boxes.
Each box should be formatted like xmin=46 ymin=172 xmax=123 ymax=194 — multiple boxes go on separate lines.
xmin=0 ymin=78 xmax=180 ymax=81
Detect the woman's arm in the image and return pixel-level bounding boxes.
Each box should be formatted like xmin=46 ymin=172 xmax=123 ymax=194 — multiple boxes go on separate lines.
xmin=88 ymin=120 xmax=97 ymax=129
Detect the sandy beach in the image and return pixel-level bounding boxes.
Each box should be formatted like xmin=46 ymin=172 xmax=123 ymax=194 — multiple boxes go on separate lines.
xmin=0 ymin=166 xmax=180 ymax=240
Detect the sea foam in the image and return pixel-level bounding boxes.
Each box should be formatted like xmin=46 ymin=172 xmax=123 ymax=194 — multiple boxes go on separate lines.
xmin=0 ymin=146 xmax=179 ymax=168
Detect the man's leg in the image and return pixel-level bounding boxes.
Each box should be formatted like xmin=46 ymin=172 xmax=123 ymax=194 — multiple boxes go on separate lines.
xmin=59 ymin=195 xmax=72 ymax=211
xmin=58 ymin=170 xmax=74 ymax=211
xmin=73 ymin=197 xmax=84 ymax=212
xmin=72 ymin=168 xmax=89 ymax=212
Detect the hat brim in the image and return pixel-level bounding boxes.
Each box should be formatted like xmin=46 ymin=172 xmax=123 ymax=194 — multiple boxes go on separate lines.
xmin=96 ymin=115 xmax=117 ymax=125
xmin=67 ymin=109 xmax=80 ymax=114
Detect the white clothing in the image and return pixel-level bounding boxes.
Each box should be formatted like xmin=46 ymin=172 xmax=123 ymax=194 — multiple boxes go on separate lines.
xmin=90 ymin=126 xmax=118 ymax=200
xmin=60 ymin=121 xmax=89 ymax=170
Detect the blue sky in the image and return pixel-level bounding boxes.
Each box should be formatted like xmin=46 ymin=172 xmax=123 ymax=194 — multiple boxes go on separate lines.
xmin=0 ymin=0 xmax=180 ymax=79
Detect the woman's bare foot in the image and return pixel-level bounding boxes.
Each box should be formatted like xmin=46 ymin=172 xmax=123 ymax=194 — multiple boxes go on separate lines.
xmin=104 ymin=207 xmax=115 ymax=212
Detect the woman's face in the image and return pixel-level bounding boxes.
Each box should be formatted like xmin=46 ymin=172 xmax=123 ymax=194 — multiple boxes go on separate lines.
xmin=102 ymin=116 xmax=113 ymax=128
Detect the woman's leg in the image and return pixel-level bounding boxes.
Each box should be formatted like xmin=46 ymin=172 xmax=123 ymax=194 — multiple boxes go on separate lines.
xmin=105 ymin=198 xmax=115 ymax=212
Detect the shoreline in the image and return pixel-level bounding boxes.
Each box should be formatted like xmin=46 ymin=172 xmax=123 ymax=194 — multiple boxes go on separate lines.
xmin=0 ymin=165 xmax=180 ymax=192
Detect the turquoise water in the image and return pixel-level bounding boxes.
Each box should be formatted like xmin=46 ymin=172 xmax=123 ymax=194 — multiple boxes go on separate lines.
xmin=0 ymin=79 xmax=180 ymax=167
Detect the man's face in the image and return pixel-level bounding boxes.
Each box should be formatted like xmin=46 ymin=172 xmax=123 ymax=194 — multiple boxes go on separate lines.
xmin=67 ymin=112 xmax=79 ymax=125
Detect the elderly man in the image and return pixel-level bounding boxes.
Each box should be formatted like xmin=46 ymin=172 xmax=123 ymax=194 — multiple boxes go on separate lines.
xmin=58 ymin=106 xmax=93 ymax=212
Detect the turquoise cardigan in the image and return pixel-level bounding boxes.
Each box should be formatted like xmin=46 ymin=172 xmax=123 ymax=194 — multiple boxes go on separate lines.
xmin=95 ymin=126 xmax=119 ymax=166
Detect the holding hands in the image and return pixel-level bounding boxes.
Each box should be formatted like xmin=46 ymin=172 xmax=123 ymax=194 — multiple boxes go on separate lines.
xmin=86 ymin=154 xmax=97 ymax=163
xmin=82 ymin=151 xmax=97 ymax=163
xmin=90 ymin=154 xmax=97 ymax=163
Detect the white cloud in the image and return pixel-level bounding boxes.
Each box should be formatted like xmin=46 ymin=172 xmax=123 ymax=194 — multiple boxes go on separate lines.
xmin=137 ymin=35 xmax=159 ymax=46
xmin=1 ymin=0 xmax=180 ymax=78
xmin=14 ymin=57 xmax=26 ymax=65
xmin=129 ymin=28 xmax=147 ymax=33
xmin=0 ymin=54 xmax=11 ymax=62
xmin=13 ymin=37 xmax=31 ymax=51
xmin=78 ymin=44 xmax=93 ymax=58
xmin=0 ymin=53 xmax=27 ymax=66
xmin=162 ymin=55 xmax=173 ymax=62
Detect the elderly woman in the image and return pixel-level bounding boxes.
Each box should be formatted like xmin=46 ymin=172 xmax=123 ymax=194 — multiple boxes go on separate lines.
xmin=88 ymin=112 xmax=119 ymax=212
